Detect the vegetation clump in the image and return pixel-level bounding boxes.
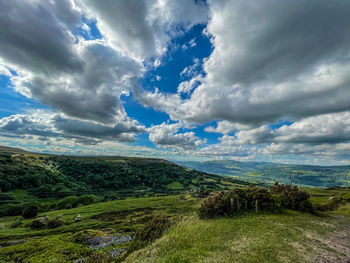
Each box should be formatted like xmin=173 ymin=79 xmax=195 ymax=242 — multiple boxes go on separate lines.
xmin=198 ymin=186 xmax=278 ymax=219
xmin=22 ymin=204 xmax=38 ymax=219
xmin=30 ymin=216 xmax=49 ymax=229
xmin=130 ymin=215 xmax=172 ymax=252
xmin=47 ymin=216 xmax=64 ymax=229
xmin=270 ymin=183 xmax=314 ymax=213
xmin=199 ymin=184 xmax=314 ymax=219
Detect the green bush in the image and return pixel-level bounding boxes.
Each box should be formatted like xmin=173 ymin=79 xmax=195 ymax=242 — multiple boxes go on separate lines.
xmin=198 ymin=187 xmax=278 ymax=219
xmin=47 ymin=217 xmax=64 ymax=229
xmin=30 ymin=216 xmax=49 ymax=229
xmin=22 ymin=204 xmax=38 ymax=219
xmin=56 ymin=196 xmax=79 ymax=209
xmin=0 ymin=204 xmax=23 ymax=217
xmin=199 ymin=184 xmax=315 ymax=219
xmin=78 ymin=194 xmax=99 ymax=205
xmin=270 ymin=183 xmax=314 ymax=213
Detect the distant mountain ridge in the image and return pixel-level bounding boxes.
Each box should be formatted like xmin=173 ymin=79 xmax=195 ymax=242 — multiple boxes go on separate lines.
xmin=176 ymin=160 xmax=350 ymax=187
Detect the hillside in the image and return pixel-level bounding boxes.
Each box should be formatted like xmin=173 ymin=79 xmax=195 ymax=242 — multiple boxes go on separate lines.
xmin=0 ymin=187 xmax=349 ymax=262
xmin=178 ymin=160 xmax=350 ymax=187
xmin=0 ymin=146 xmax=247 ymax=214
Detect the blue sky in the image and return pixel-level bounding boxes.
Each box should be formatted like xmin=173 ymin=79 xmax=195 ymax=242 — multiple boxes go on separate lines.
xmin=1 ymin=0 xmax=350 ymax=165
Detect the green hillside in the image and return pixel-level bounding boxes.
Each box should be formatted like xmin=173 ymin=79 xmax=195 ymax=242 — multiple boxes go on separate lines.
xmin=0 ymin=187 xmax=349 ymax=262
xmin=1 ymin=146 xmax=350 ymax=263
xmin=178 ymin=160 xmax=350 ymax=187
xmin=0 ymin=147 xmax=247 ymax=217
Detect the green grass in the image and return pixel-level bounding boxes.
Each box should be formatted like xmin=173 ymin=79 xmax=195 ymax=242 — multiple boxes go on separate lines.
xmin=1 ymin=188 xmax=350 ymax=263
xmin=167 ymin=182 xmax=185 ymax=190
xmin=0 ymin=194 xmax=199 ymax=262
xmin=125 ymin=211 xmax=338 ymax=263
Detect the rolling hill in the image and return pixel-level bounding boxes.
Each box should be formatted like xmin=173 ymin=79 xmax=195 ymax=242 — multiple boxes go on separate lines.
xmin=0 ymin=146 xmax=247 ymax=212
xmin=177 ymin=160 xmax=350 ymax=187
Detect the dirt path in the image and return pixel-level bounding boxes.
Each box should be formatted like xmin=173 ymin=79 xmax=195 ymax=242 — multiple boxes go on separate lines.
xmin=307 ymin=215 xmax=350 ymax=263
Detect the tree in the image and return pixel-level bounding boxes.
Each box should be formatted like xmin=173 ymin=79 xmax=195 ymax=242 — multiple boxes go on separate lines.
xmin=22 ymin=204 xmax=38 ymax=219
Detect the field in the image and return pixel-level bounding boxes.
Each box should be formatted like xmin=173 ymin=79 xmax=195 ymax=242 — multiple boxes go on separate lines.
xmin=179 ymin=160 xmax=350 ymax=187
xmin=0 ymin=187 xmax=349 ymax=263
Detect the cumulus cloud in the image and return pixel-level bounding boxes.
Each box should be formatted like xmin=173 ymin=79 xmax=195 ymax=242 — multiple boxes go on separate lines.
xmin=0 ymin=0 xmax=144 ymax=125
xmin=273 ymin=112 xmax=350 ymax=144
xmin=214 ymin=112 xmax=350 ymax=146
xmin=80 ymin=0 xmax=208 ymax=59
xmin=137 ymin=0 xmax=350 ymax=126
xmin=0 ymin=111 xmax=145 ymax=145
xmin=205 ymin=121 xmax=252 ymax=135
xmin=0 ymin=0 xmax=209 ymax=126
xmin=148 ymin=122 xmax=206 ymax=149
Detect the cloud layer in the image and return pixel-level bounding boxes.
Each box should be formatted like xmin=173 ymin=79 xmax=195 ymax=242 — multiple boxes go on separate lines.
xmin=1 ymin=0 xmax=350 ymax=164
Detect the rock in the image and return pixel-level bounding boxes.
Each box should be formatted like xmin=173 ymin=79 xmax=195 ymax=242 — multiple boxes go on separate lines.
xmin=74 ymin=258 xmax=85 ymax=263
xmin=30 ymin=216 xmax=49 ymax=229
xmin=72 ymin=230 xmax=133 ymax=250
xmin=110 ymin=247 xmax=126 ymax=258
xmin=86 ymin=234 xmax=132 ymax=250
xmin=74 ymin=215 xmax=82 ymax=222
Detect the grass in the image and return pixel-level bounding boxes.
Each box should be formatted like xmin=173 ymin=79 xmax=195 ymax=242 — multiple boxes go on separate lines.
xmin=0 ymin=188 xmax=349 ymax=262
xmin=0 ymin=194 xmax=198 ymax=262
xmin=125 ymin=211 xmax=337 ymax=263
xmin=167 ymin=182 xmax=185 ymax=190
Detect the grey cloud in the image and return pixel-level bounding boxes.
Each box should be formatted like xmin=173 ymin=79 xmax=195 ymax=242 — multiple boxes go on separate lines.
xmin=0 ymin=0 xmax=83 ymax=74
xmin=0 ymin=112 xmax=145 ymax=144
xmin=81 ymin=0 xmax=208 ymax=58
xmin=0 ymin=0 xmax=142 ymax=125
xmin=0 ymin=114 xmax=57 ymax=138
xmin=137 ymin=0 xmax=350 ymax=126
xmin=21 ymin=42 xmax=141 ymax=124
xmin=53 ymin=115 xmax=145 ymax=142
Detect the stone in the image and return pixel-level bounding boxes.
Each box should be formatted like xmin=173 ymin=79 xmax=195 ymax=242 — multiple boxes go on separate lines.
xmin=74 ymin=215 xmax=82 ymax=222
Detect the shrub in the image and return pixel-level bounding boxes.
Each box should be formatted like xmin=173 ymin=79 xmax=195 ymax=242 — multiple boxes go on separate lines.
xmin=135 ymin=215 xmax=172 ymax=243
xmin=78 ymin=194 xmax=99 ymax=205
xmin=30 ymin=216 xmax=49 ymax=229
xmin=198 ymin=187 xmax=278 ymax=219
xmin=22 ymin=204 xmax=38 ymax=219
xmin=270 ymin=183 xmax=314 ymax=213
xmin=0 ymin=204 xmax=23 ymax=217
xmin=130 ymin=215 xmax=172 ymax=251
xmin=0 ymin=191 xmax=14 ymax=201
xmin=47 ymin=217 xmax=64 ymax=229
xmin=56 ymin=196 xmax=79 ymax=209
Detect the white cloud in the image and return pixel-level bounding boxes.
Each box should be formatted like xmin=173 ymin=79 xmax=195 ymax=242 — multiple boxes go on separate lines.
xmin=148 ymin=122 xmax=206 ymax=150
xmin=0 ymin=111 xmax=145 ymax=144
xmin=205 ymin=121 xmax=252 ymax=135
xmin=80 ymin=0 xmax=208 ymax=60
xmin=136 ymin=0 xmax=350 ymax=126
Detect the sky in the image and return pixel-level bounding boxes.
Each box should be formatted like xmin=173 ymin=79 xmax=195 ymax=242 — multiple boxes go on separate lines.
xmin=1 ymin=0 xmax=350 ymax=165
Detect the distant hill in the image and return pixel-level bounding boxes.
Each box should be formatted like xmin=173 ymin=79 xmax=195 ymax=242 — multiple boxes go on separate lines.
xmin=177 ymin=160 xmax=350 ymax=187
xmin=0 ymin=146 xmax=247 ymax=200
xmin=0 ymin=146 xmax=28 ymax=153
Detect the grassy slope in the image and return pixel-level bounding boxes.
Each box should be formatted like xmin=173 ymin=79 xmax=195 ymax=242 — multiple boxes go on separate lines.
xmin=0 ymin=188 xmax=350 ymax=262
xmin=125 ymin=188 xmax=350 ymax=263
xmin=0 ymin=195 xmax=198 ymax=262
